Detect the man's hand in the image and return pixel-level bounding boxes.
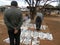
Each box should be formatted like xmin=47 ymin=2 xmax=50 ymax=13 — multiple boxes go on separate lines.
xmin=14 ymin=28 xmax=18 ymax=34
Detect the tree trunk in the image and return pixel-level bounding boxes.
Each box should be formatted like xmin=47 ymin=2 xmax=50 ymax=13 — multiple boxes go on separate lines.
xmin=30 ymin=7 xmax=36 ymax=22
xmin=30 ymin=7 xmax=36 ymax=23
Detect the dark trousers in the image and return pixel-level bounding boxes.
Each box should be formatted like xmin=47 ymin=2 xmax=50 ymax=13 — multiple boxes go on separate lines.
xmin=36 ymin=17 xmax=42 ymax=30
xmin=8 ymin=29 xmax=21 ymax=45
xmin=36 ymin=22 xmax=41 ymax=30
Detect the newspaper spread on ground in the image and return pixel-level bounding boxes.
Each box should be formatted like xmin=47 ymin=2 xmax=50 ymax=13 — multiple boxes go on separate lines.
xmin=3 ymin=19 xmax=53 ymax=45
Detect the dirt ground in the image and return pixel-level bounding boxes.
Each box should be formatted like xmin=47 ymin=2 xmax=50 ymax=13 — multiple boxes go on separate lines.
xmin=0 ymin=12 xmax=60 ymax=45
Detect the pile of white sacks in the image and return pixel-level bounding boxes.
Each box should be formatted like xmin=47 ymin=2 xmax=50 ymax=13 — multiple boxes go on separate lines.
xmin=3 ymin=19 xmax=53 ymax=45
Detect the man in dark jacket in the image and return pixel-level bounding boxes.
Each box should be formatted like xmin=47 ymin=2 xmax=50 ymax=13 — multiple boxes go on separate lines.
xmin=4 ymin=1 xmax=23 ymax=45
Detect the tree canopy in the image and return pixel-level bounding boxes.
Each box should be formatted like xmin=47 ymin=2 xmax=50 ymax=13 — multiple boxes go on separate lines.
xmin=23 ymin=0 xmax=59 ymax=20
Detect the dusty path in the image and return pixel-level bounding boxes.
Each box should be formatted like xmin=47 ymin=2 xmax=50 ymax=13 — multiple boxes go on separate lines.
xmin=43 ymin=16 xmax=60 ymax=45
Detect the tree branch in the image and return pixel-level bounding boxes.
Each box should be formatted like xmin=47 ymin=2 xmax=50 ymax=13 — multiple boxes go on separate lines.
xmin=25 ymin=0 xmax=31 ymax=6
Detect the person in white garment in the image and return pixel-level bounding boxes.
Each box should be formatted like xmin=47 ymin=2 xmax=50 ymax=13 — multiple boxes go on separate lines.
xmin=35 ymin=11 xmax=44 ymax=30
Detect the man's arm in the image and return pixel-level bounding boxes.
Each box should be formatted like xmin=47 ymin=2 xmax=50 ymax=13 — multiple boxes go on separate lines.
xmin=16 ymin=13 xmax=23 ymax=30
xmin=4 ymin=14 xmax=14 ymax=29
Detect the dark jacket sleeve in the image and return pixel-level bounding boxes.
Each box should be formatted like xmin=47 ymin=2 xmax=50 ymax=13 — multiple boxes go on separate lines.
xmin=16 ymin=12 xmax=23 ymax=30
xmin=4 ymin=12 xmax=14 ymax=29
